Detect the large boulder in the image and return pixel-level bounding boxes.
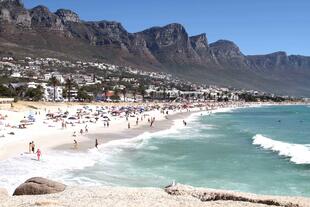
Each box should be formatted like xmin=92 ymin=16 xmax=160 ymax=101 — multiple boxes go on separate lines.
xmin=13 ymin=177 xmax=66 ymax=196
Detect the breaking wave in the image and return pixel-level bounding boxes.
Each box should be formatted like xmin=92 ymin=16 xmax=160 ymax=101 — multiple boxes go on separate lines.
xmin=252 ymin=134 xmax=310 ymax=164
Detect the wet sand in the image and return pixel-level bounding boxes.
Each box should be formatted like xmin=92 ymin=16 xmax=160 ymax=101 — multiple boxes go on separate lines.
xmin=54 ymin=111 xmax=195 ymax=152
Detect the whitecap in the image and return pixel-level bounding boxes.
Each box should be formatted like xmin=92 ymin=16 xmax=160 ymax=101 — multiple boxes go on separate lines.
xmin=252 ymin=134 xmax=310 ymax=164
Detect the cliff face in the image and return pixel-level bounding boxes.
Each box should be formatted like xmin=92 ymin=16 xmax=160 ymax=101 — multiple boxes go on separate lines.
xmin=0 ymin=0 xmax=310 ymax=96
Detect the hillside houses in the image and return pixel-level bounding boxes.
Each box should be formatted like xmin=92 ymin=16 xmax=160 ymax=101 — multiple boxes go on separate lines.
xmin=0 ymin=56 xmax=295 ymax=102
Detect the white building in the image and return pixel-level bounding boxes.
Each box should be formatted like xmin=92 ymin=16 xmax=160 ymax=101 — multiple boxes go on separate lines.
xmin=44 ymin=74 xmax=65 ymax=84
xmin=11 ymin=72 xmax=21 ymax=78
xmin=44 ymin=86 xmax=64 ymax=101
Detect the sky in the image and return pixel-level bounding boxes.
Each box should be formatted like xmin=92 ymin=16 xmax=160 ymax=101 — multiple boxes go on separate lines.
xmin=23 ymin=0 xmax=310 ymax=56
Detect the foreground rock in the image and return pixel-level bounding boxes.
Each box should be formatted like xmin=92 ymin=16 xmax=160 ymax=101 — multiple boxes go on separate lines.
xmin=13 ymin=177 xmax=66 ymax=196
xmin=2 ymin=184 xmax=310 ymax=207
xmin=165 ymin=184 xmax=307 ymax=207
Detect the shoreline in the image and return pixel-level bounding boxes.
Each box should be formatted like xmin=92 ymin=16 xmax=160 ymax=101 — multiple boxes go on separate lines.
xmin=53 ymin=110 xmax=195 ymax=153
xmin=0 ymin=101 xmax=305 ymax=160
xmin=0 ymin=101 xmax=309 ymax=204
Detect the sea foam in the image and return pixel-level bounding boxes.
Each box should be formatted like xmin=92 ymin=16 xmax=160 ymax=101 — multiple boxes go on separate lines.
xmin=252 ymin=134 xmax=310 ymax=164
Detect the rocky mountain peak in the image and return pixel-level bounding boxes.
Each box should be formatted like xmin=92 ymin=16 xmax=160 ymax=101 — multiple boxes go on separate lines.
xmin=0 ymin=0 xmax=30 ymax=28
xmin=141 ymin=23 xmax=189 ymax=49
xmin=55 ymin=9 xmax=80 ymax=23
xmin=190 ymin=33 xmax=208 ymax=50
xmin=30 ymin=5 xmax=64 ymax=31
xmin=209 ymin=39 xmax=243 ymax=58
xmin=0 ymin=0 xmax=22 ymax=7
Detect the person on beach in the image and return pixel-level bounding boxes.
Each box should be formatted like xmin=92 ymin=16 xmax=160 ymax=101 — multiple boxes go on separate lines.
xmin=74 ymin=139 xmax=78 ymax=149
xmin=85 ymin=125 xmax=88 ymax=133
xmin=80 ymin=129 xmax=83 ymax=135
xmin=136 ymin=117 xmax=139 ymax=125
xmin=31 ymin=141 xmax=35 ymax=153
xmin=95 ymin=139 xmax=99 ymax=149
xmin=36 ymin=149 xmax=41 ymax=161
xmin=128 ymin=122 xmax=131 ymax=129
xmin=28 ymin=142 xmax=32 ymax=153
xmin=107 ymin=121 xmax=110 ymax=127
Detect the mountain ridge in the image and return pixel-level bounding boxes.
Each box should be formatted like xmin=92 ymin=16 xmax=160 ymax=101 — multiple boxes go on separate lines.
xmin=0 ymin=0 xmax=310 ymax=96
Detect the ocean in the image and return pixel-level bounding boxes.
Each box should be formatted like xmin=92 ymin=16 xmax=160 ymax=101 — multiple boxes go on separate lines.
xmin=1 ymin=105 xmax=310 ymax=196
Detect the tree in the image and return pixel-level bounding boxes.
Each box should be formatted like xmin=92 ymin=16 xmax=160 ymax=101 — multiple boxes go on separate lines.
xmin=77 ymin=89 xmax=91 ymax=102
xmin=82 ymin=83 xmax=102 ymax=98
xmin=122 ymin=88 xmax=127 ymax=102
xmin=25 ymin=85 xmax=44 ymax=101
xmin=15 ymin=85 xmax=27 ymax=97
xmin=103 ymin=85 xmax=110 ymax=101
xmin=163 ymin=88 xmax=167 ymax=100
xmin=203 ymin=92 xmax=207 ymax=101
xmin=139 ymin=85 xmax=146 ymax=102
xmin=111 ymin=88 xmax=120 ymax=101
xmin=114 ymin=88 xmax=120 ymax=98
xmin=133 ymin=89 xmax=137 ymax=102
xmin=65 ymin=78 xmax=74 ymax=102
xmin=0 ymin=85 xmax=12 ymax=97
xmin=150 ymin=91 xmax=155 ymax=101
xmin=48 ymin=76 xmax=60 ymax=102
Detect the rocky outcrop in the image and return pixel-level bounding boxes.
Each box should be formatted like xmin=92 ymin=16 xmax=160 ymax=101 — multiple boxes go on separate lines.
xmin=165 ymin=184 xmax=303 ymax=207
xmin=13 ymin=177 xmax=66 ymax=196
xmin=2 ymin=184 xmax=310 ymax=207
xmin=0 ymin=0 xmax=31 ymax=28
xmin=138 ymin=23 xmax=200 ymax=64
xmin=84 ymin=21 xmax=131 ymax=49
xmin=55 ymin=9 xmax=80 ymax=24
xmin=29 ymin=6 xmax=64 ymax=31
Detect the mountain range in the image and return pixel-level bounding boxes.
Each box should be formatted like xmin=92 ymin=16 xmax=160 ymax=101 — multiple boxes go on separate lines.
xmin=0 ymin=0 xmax=310 ymax=96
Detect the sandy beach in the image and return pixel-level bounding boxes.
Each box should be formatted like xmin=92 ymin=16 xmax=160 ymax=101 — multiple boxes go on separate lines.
xmin=0 ymin=101 xmax=309 ymax=207
xmin=0 ymin=101 xmax=204 ymax=160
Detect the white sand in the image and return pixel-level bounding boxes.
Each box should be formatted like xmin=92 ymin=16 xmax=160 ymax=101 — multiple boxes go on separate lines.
xmin=0 ymin=103 xmax=203 ymax=160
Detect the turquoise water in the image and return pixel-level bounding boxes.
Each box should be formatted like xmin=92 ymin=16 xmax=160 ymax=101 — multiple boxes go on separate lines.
xmin=67 ymin=105 xmax=310 ymax=196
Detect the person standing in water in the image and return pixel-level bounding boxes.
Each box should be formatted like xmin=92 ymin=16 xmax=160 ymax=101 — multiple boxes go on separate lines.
xmin=31 ymin=141 xmax=35 ymax=153
xmin=28 ymin=142 xmax=32 ymax=153
xmin=36 ymin=149 xmax=41 ymax=161
xmin=74 ymin=139 xmax=78 ymax=149
xmin=95 ymin=139 xmax=99 ymax=149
